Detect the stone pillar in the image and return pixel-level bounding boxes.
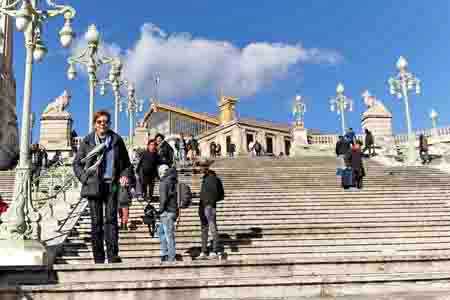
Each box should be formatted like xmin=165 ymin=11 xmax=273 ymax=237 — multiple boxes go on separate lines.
xmin=134 ymin=126 xmax=148 ymax=148
xmin=39 ymin=113 xmax=73 ymax=158
xmin=0 ymin=10 xmax=18 ymax=171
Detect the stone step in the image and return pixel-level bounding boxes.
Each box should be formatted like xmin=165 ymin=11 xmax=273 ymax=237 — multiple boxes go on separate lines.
xmin=56 ymin=247 xmax=450 ymax=264
xmin=63 ymin=236 xmax=450 ymax=253
xmin=50 ymin=257 xmax=450 ymax=286
xmin=66 ymin=225 xmax=450 ymax=241
xmin=71 ymin=220 xmax=450 ymax=235
xmin=65 ymin=230 xmax=450 ymax=245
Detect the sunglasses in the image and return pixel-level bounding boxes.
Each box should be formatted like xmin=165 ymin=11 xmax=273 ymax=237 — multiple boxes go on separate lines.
xmin=96 ymin=119 xmax=110 ymax=125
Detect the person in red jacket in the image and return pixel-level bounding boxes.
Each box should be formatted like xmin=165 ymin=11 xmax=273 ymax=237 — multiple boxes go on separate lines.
xmin=0 ymin=196 xmax=8 ymax=214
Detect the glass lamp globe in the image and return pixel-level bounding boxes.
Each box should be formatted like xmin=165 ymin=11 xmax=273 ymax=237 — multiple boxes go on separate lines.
xmin=33 ymin=40 xmax=47 ymax=62
xmin=67 ymin=64 xmax=77 ymax=80
xmin=85 ymin=24 xmax=100 ymax=44
xmin=336 ymin=83 xmax=344 ymax=94
xmin=59 ymin=19 xmax=75 ymax=48
xmin=15 ymin=1 xmax=31 ymax=32
xmin=396 ymin=56 xmax=408 ymax=70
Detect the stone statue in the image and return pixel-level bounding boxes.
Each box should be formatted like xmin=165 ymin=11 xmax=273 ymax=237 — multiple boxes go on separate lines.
xmin=42 ymin=90 xmax=71 ymax=115
xmin=362 ymin=90 xmax=389 ymax=113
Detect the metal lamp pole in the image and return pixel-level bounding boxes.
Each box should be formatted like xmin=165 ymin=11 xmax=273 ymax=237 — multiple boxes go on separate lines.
xmin=29 ymin=112 xmax=35 ymax=145
xmin=292 ymin=95 xmax=306 ymax=128
xmin=67 ymin=24 xmax=114 ymax=133
xmin=0 ymin=0 xmax=76 ymax=240
xmin=121 ymin=83 xmax=143 ymax=147
xmin=98 ymin=59 xmax=128 ymax=133
xmin=388 ymin=56 xmax=421 ymax=164
xmin=330 ymin=83 xmax=353 ymax=135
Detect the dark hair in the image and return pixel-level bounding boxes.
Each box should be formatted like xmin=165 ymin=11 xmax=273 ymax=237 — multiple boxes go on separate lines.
xmin=147 ymin=139 xmax=156 ymax=146
xmin=93 ymin=110 xmax=111 ymax=124
xmin=155 ymin=133 xmax=165 ymax=140
xmin=338 ymin=135 xmax=343 ymax=139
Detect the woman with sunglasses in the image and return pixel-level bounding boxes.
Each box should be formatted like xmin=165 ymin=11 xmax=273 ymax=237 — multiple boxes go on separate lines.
xmin=73 ymin=110 xmax=132 ymax=264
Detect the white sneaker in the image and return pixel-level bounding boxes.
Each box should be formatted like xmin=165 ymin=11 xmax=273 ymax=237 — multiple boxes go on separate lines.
xmin=197 ymin=252 xmax=208 ymax=260
xmin=209 ymin=252 xmax=218 ymax=258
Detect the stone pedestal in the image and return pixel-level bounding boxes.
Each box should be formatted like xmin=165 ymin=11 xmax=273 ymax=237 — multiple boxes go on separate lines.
xmin=0 ymin=240 xmax=47 ymax=266
xmin=134 ymin=126 xmax=148 ymax=148
xmin=39 ymin=112 xmax=73 ymax=158
xmin=290 ymin=127 xmax=309 ymax=157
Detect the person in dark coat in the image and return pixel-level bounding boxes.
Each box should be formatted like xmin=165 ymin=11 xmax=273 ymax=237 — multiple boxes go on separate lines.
xmin=137 ymin=139 xmax=160 ymax=202
xmin=335 ymin=136 xmax=350 ymax=157
xmin=156 ymin=133 xmax=174 ymax=167
xmin=31 ymin=144 xmax=47 ymax=191
xmin=419 ymin=134 xmax=431 ymax=164
xmin=362 ymin=129 xmax=376 ymax=157
xmin=254 ymin=141 xmax=262 ymax=156
xmin=335 ymin=136 xmax=349 ymax=172
xmin=73 ymin=110 xmax=132 ymax=264
xmin=344 ymin=128 xmax=356 ymax=146
xmin=158 ymin=165 xmax=178 ymax=263
xmin=228 ymin=143 xmax=236 ymax=158
xmin=210 ymin=142 xmax=217 ymax=158
xmin=215 ymin=143 xmax=222 ymax=157
xmin=197 ymin=168 xmax=225 ymax=259
xmin=345 ymin=141 xmax=365 ymax=189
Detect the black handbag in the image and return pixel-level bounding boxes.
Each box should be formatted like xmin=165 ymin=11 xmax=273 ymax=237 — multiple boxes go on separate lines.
xmin=80 ymin=175 xmax=101 ymax=198
xmin=118 ymin=186 xmax=132 ymax=208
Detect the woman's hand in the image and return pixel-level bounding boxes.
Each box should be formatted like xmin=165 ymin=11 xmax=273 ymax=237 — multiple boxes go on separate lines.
xmin=119 ymin=176 xmax=129 ymax=187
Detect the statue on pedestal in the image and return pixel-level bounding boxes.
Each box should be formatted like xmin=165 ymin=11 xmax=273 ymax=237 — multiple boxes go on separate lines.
xmin=42 ymin=90 xmax=71 ymax=115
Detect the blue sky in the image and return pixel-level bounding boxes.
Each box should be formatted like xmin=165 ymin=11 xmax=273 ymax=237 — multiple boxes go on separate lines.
xmin=11 ymin=1 xmax=450 ymax=140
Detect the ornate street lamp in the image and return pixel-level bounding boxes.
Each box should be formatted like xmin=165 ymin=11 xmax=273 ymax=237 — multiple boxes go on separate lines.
xmin=0 ymin=0 xmax=76 ymax=240
xmin=67 ymin=24 xmax=115 ymax=132
xmin=388 ymin=56 xmax=421 ymax=164
xmin=330 ymin=83 xmax=353 ymax=135
xmin=120 ymin=83 xmax=144 ymax=147
xmin=98 ymin=59 xmax=129 ymax=133
xmin=292 ymin=95 xmax=306 ymax=128
xmin=430 ymin=109 xmax=438 ymax=129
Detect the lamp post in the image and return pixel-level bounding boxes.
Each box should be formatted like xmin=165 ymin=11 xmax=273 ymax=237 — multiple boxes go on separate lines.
xmin=330 ymin=83 xmax=353 ymax=135
xmin=430 ymin=109 xmax=438 ymax=129
xmin=29 ymin=112 xmax=35 ymax=145
xmin=0 ymin=0 xmax=76 ymax=240
xmin=121 ymin=83 xmax=144 ymax=147
xmin=388 ymin=56 xmax=421 ymax=164
xmin=98 ymin=59 xmax=128 ymax=133
xmin=67 ymin=24 xmax=114 ymax=132
xmin=292 ymin=95 xmax=306 ymax=128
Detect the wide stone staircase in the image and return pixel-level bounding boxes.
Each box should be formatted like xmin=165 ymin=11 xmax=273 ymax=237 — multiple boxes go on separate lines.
xmin=0 ymin=170 xmax=15 ymax=204
xmin=5 ymin=156 xmax=450 ymax=299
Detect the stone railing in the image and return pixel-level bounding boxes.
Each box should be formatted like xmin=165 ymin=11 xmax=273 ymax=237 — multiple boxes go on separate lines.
xmin=310 ymin=134 xmax=365 ymax=146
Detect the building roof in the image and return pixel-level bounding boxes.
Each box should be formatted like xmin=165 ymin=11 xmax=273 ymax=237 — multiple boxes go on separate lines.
xmin=142 ymin=102 xmax=220 ymax=126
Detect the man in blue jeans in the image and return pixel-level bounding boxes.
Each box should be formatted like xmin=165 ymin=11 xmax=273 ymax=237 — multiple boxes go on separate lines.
xmin=198 ymin=167 xmax=225 ymax=259
xmin=158 ymin=165 xmax=178 ymax=263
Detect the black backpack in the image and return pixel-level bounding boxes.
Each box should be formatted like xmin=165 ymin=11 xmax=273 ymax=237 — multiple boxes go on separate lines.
xmin=255 ymin=142 xmax=262 ymax=152
xmin=177 ymin=183 xmax=192 ymax=208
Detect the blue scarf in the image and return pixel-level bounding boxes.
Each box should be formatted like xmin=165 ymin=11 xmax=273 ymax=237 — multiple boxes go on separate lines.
xmin=95 ymin=133 xmax=114 ymax=180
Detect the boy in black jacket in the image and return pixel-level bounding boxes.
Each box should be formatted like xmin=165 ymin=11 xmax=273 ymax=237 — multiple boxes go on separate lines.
xmin=198 ymin=167 xmax=224 ymax=259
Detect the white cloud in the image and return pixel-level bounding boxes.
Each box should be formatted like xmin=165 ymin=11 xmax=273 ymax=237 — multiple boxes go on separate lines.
xmin=72 ymin=23 xmax=343 ymax=100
